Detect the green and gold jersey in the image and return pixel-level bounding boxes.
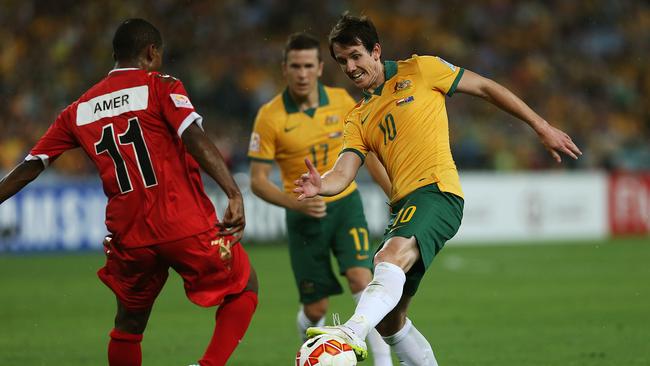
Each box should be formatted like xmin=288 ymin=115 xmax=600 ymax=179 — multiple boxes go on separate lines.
xmin=248 ymin=83 xmax=357 ymax=203
xmin=342 ymin=55 xmax=465 ymax=203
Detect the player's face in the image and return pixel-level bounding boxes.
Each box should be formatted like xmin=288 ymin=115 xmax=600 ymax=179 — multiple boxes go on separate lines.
xmin=332 ymin=42 xmax=382 ymax=90
xmin=282 ymin=49 xmax=323 ymax=99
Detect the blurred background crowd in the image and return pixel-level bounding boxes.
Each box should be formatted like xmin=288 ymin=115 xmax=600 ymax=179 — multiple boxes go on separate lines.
xmin=1 ymin=0 xmax=648 ymax=175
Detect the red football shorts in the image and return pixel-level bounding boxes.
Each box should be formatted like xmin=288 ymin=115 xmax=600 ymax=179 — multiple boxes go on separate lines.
xmin=97 ymin=228 xmax=251 ymax=312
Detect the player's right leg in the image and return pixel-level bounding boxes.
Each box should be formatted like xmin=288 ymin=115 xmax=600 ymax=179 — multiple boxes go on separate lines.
xmin=97 ymin=236 xmax=168 ymax=366
xmin=109 ymin=300 xmax=153 ymax=366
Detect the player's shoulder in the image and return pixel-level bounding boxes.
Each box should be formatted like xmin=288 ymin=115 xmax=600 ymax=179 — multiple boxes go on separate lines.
xmin=148 ymin=71 xmax=181 ymax=83
xmin=397 ymin=54 xmax=434 ymax=73
xmin=257 ymin=92 xmax=286 ymax=119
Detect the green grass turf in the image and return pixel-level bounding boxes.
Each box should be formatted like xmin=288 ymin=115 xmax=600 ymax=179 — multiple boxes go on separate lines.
xmin=1 ymin=237 xmax=648 ymax=365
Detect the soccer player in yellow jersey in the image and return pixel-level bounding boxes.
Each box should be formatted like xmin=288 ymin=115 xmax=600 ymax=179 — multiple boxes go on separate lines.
xmin=295 ymin=15 xmax=582 ymax=364
xmin=248 ymin=33 xmax=393 ymax=365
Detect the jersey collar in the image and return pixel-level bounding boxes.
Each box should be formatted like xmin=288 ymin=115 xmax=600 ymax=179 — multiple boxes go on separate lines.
xmin=362 ymin=60 xmax=397 ymax=101
xmin=282 ymin=82 xmax=329 ymax=117
xmin=108 ymin=67 xmax=141 ymax=75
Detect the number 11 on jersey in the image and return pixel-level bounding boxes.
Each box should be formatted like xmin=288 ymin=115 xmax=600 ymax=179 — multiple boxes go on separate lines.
xmin=95 ymin=117 xmax=158 ymax=193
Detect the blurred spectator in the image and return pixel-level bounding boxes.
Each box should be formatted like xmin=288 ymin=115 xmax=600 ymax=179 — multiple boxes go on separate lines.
xmin=1 ymin=0 xmax=647 ymax=174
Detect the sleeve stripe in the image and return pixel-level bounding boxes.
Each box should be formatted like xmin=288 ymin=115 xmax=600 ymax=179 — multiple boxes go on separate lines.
xmin=248 ymin=156 xmax=274 ymax=163
xmin=447 ymin=68 xmax=465 ymax=96
xmin=25 ymin=154 xmax=50 ymax=168
xmin=340 ymin=148 xmax=366 ymax=165
xmin=177 ymin=111 xmax=203 ymax=137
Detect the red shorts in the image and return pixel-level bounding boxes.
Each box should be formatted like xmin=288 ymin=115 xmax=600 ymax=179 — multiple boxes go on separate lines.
xmin=97 ymin=228 xmax=251 ymax=312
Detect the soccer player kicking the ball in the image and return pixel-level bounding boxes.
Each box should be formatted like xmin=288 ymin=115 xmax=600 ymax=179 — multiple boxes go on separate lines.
xmin=248 ymin=32 xmax=393 ymax=365
xmin=294 ymin=14 xmax=582 ymax=365
xmin=0 ymin=19 xmax=258 ymax=366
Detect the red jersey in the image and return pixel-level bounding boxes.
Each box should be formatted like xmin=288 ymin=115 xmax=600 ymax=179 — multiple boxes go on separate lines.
xmin=28 ymin=68 xmax=217 ymax=248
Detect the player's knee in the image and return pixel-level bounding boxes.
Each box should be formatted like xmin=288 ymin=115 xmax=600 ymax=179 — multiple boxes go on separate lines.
xmin=114 ymin=314 xmax=148 ymax=334
xmin=303 ymin=300 xmax=328 ymax=322
xmin=373 ymin=248 xmax=397 ymax=267
xmin=345 ymin=267 xmax=372 ymax=293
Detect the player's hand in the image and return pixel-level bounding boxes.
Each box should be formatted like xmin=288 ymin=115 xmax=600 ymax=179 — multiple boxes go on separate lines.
xmin=217 ymin=194 xmax=246 ymax=240
xmin=293 ymin=158 xmax=322 ymax=200
xmin=294 ymin=197 xmax=327 ymax=218
xmin=537 ymin=124 xmax=582 ymax=163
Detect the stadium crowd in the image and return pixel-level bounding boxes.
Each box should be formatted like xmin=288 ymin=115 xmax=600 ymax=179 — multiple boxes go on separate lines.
xmin=1 ymin=0 xmax=647 ymax=174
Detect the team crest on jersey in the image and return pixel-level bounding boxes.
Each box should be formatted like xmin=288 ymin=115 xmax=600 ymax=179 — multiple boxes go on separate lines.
xmin=396 ymin=95 xmax=415 ymax=106
xmin=394 ymin=79 xmax=412 ymax=93
xmin=170 ymin=94 xmax=193 ymax=109
xmin=325 ymin=115 xmax=340 ymax=125
xmin=249 ymin=132 xmax=261 ymax=153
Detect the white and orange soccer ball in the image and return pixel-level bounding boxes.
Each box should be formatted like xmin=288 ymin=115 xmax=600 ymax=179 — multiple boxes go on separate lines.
xmin=296 ymin=334 xmax=357 ymax=366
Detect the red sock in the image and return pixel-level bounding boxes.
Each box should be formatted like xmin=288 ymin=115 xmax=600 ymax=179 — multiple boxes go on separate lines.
xmin=108 ymin=328 xmax=143 ymax=366
xmin=199 ymin=290 xmax=258 ymax=366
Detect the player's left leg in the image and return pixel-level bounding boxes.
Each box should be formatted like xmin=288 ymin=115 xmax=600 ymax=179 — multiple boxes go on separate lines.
xmin=346 ymin=267 xmax=393 ymax=366
xmin=331 ymin=189 xmax=393 ymax=364
xmin=378 ymin=296 xmax=439 ymax=366
xmin=199 ymin=267 xmax=259 ymax=366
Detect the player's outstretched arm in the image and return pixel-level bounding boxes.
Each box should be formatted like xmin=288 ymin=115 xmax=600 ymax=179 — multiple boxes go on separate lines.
xmin=456 ymin=69 xmax=582 ymax=163
xmin=250 ymin=161 xmax=326 ymax=218
xmin=0 ymin=160 xmax=45 ymax=204
xmin=294 ymin=152 xmax=362 ymax=200
xmin=182 ymin=122 xmax=245 ymax=237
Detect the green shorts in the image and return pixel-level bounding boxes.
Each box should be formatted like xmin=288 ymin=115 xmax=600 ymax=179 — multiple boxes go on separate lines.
xmin=382 ymin=184 xmax=464 ymax=296
xmin=286 ymin=190 xmax=373 ymax=304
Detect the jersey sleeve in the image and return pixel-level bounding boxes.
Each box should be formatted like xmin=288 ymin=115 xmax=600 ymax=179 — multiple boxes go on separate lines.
xmin=247 ymin=106 xmax=276 ymax=163
xmin=416 ymin=55 xmax=465 ymax=96
xmin=341 ymin=118 xmax=368 ymax=164
xmin=26 ymin=107 xmax=78 ymax=167
xmin=156 ymin=75 xmax=203 ymax=137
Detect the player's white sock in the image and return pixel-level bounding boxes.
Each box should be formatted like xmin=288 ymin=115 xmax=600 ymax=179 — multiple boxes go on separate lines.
xmin=344 ymin=262 xmax=405 ymax=339
xmin=382 ymin=318 xmax=438 ymax=366
xmin=352 ymin=291 xmax=393 ymax=366
xmin=297 ymin=306 xmax=325 ymax=342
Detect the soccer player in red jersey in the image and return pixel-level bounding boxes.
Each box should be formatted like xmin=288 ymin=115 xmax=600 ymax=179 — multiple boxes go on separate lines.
xmin=0 ymin=19 xmax=258 ymax=366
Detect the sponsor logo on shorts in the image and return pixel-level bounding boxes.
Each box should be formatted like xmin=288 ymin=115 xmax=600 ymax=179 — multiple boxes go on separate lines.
xmin=211 ymin=238 xmax=232 ymax=262
xmin=300 ymin=280 xmax=316 ymax=294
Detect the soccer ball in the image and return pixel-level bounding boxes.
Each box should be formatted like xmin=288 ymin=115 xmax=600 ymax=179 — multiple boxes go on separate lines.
xmin=296 ymin=334 xmax=357 ymax=366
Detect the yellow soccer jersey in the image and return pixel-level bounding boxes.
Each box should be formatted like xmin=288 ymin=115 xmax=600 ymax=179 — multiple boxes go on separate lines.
xmin=342 ymin=55 xmax=465 ymax=203
xmin=248 ymin=83 xmax=358 ymax=202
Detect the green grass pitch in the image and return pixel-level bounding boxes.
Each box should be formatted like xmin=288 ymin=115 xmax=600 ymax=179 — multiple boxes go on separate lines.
xmin=1 ymin=237 xmax=648 ymax=365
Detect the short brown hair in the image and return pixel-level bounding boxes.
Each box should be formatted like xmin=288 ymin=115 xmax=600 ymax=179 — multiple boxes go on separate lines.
xmin=283 ymin=32 xmax=321 ymax=62
xmin=328 ymin=13 xmax=379 ymax=59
